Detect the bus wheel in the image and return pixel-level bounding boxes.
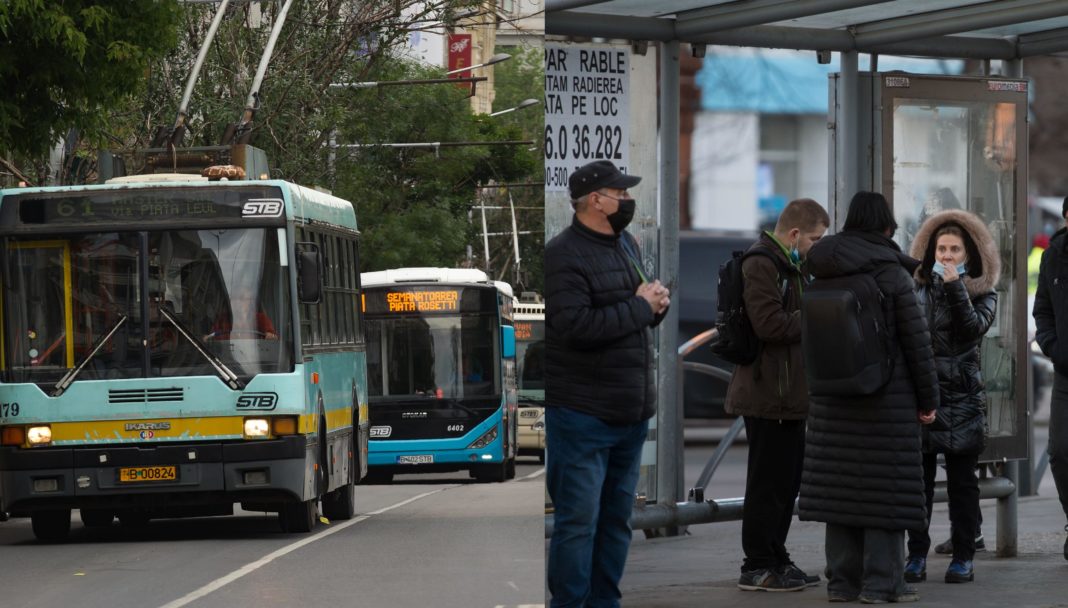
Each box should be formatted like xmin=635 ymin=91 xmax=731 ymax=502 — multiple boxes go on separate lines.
xmin=279 ymin=498 xmax=317 ymax=533
xmin=473 ymin=462 xmax=507 ymax=483
xmin=31 ymin=509 xmax=71 ymax=542
xmin=505 ymin=457 xmax=517 ymax=480
xmin=80 ymin=508 xmax=114 ymax=528
xmin=364 ymin=469 xmax=393 ymax=484
xmin=322 ymin=445 xmax=356 ymax=521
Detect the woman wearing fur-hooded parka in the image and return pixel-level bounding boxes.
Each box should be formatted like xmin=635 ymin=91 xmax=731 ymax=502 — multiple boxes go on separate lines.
xmin=903 ymin=209 xmax=999 ymax=584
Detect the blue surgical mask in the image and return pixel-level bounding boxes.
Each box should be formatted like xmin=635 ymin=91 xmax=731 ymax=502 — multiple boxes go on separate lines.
xmin=790 ymin=246 xmax=801 ymax=264
xmin=932 ymin=261 xmax=967 ymax=277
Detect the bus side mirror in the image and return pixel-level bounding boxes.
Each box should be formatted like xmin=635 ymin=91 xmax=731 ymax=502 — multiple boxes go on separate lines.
xmin=296 ymin=244 xmax=322 ymax=304
xmin=501 ymin=325 xmax=516 ymax=359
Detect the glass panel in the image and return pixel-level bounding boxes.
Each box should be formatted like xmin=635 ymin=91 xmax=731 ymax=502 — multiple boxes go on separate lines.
xmin=2 ymin=228 xmax=292 ymax=385
xmin=891 ymin=98 xmax=1018 ymax=440
xmin=515 ymin=320 xmax=545 ymax=404
xmin=366 ymin=314 xmax=501 ymax=405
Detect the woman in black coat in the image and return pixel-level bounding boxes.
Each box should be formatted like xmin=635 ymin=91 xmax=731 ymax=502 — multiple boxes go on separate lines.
xmin=798 ymin=192 xmax=939 ymax=604
xmin=904 ymin=209 xmax=999 ymax=585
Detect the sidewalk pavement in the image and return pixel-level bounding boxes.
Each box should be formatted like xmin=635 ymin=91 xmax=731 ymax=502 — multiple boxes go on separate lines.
xmin=620 ymin=495 xmax=1068 ymax=607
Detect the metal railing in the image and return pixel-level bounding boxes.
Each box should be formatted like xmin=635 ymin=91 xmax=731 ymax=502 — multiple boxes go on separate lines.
xmin=545 ymin=326 xmax=1024 ymax=556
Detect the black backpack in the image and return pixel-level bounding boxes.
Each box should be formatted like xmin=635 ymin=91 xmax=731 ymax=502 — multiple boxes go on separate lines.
xmin=710 ymin=247 xmax=788 ymax=366
xmin=801 ymin=271 xmax=894 ymax=396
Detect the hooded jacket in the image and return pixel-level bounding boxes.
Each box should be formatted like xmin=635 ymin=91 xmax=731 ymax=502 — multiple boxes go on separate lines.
xmin=798 ymin=230 xmax=939 ymax=531
xmin=910 ymin=210 xmax=999 ymax=455
xmin=1035 ymin=226 xmax=1068 ymax=375
xmin=724 ymin=232 xmax=809 ymax=420
xmin=544 ymin=216 xmax=666 ymax=424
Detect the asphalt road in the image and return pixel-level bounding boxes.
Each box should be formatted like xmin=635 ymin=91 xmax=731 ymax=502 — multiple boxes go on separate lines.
xmin=0 ymin=459 xmax=546 ymax=608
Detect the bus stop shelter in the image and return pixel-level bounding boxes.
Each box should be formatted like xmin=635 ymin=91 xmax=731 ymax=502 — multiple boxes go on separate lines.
xmin=546 ymin=0 xmax=1068 ymax=555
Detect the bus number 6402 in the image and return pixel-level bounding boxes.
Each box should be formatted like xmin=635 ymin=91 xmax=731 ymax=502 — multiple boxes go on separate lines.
xmin=447 ymin=424 xmax=464 ymax=433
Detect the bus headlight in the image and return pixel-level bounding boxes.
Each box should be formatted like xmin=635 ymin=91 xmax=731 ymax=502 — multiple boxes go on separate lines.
xmin=243 ymin=418 xmax=271 ymax=439
xmin=532 ymin=420 xmax=545 ymax=431
xmin=466 ymin=426 xmax=498 ymax=450
xmin=27 ymin=425 xmax=52 ymax=446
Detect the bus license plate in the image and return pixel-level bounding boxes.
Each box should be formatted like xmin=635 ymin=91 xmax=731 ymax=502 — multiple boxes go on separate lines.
xmin=397 ymin=455 xmax=433 ymax=465
xmin=520 ymin=409 xmax=540 ymax=418
xmin=119 ymin=466 xmax=177 ymax=483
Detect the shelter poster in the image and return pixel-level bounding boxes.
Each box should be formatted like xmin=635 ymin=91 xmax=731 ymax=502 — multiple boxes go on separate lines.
xmin=544 ymin=42 xmax=631 ymax=193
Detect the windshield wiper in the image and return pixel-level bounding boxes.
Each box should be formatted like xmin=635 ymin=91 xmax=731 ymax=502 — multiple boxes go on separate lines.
xmin=52 ymin=315 xmax=129 ymax=397
xmin=158 ymin=304 xmax=244 ymax=390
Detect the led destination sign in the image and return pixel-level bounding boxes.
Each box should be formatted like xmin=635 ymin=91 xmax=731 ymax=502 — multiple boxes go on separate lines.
xmin=363 ymin=285 xmax=499 ymax=316
xmin=9 ymin=186 xmax=285 ymax=227
xmin=385 ymin=290 xmax=460 ymax=312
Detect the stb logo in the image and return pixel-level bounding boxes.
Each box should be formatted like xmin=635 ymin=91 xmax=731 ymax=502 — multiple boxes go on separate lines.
xmin=242 ymin=199 xmax=284 ymax=218
xmin=370 ymin=426 xmax=392 ymax=438
xmin=449 ymin=38 xmax=470 ymax=53
xmin=236 ymin=393 xmax=278 ymax=410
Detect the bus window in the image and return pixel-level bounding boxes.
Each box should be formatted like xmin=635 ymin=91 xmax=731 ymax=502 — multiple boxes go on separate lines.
xmin=520 ymin=340 xmax=544 ymax=390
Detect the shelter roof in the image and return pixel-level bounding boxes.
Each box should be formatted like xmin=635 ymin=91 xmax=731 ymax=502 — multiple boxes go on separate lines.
xmin=546 ymin=0 xmax=1068 ymax=59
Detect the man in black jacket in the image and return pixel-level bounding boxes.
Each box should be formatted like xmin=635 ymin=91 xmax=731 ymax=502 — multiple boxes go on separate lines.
xmin=1033 ymin=194 xmax=1068 ymax=561
xmin=545 ymin=160 xmax=670 ymax=608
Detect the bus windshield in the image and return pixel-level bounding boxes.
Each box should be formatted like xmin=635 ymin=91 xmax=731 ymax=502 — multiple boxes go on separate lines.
xmin=367 ymin=315 xmax=501 ymax=405
xmin=2 ymin=227 xmax=292 ymax=385
xmin=515 ymin=319 xmax=544 ymax=404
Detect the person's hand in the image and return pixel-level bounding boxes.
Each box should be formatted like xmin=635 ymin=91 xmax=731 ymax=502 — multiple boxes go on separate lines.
xmin=265 ymin=331 xmax=278 ymax=340
xmin=942 ymin=263 xmax=960 ymax=283
xmin=637 ymin=280 xmax=670 ymax=315
xmin=918 ymin=409 xmax=937 ymax=425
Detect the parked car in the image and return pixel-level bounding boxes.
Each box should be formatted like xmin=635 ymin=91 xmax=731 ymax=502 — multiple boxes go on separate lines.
xmin=677 ymin=229 xmax=759 ymax=418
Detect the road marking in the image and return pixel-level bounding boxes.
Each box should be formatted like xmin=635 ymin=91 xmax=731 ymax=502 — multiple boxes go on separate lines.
xmin=494 ymin=605 xmax=544 ymax=608
xmin=158 ymin=490 xmax=444 ymax=608
xmin=519 ymin=467 xmax=545 ymax=481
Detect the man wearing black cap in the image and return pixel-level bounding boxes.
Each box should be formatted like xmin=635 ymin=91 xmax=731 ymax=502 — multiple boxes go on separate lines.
xmin=1034 ymin=194 xmax=1068 ymax=562
xmin=544 ymin=160 xmax=670 ymax=608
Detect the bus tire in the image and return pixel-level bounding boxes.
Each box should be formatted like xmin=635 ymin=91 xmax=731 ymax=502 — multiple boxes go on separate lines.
xmin=279 ymin=498 xmax=317 ymax=533
xmin=364 ymin=469 xmax=393 ymax=484
xmin=317 ymin=397 xmax=329 ymax=495
xmin=322 ymin=433 xmax=356 ymax=521
xmin=505 ymin=457 xmax=517 ymax=480
xmin=80 ymin=508 xmax=114 ymax=528
xmin=31 ymin=509 xmax=71 ymax=542
xmin=473 ymin=462 xmax=507 ymax=483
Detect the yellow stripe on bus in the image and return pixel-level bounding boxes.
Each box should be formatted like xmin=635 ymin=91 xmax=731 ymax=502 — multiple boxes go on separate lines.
xmin=298 ymin=407 xmax=354 ymax=435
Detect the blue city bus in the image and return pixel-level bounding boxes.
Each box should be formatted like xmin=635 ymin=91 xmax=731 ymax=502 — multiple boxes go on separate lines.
xmin=0 ymin=174 xmax=369 ymax=540
xmin=360 ymin=268 xmax=518 ymax=483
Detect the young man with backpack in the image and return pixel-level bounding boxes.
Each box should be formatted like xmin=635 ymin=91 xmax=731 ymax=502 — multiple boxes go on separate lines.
xmin=722 ymin=198 xmax=829 ymax=592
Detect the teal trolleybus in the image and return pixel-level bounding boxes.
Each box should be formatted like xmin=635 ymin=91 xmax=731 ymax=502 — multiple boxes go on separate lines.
xmin=0 ymin=174 xmax=368 ymax=540
xmin=360 ymin=268 xmax=518 ymax=483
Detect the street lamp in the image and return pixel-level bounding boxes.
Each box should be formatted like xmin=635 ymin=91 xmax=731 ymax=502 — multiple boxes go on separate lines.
xmin=445 ymin=52 xmax=512 ymax=76
xmin=489 ymin=98 xmax=540 ymax=117
xmin=329 ymin=76 xmax=486 ymax=90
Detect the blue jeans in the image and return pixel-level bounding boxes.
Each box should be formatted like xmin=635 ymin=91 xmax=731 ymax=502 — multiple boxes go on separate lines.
xmin=546 ymin=405 xmax=648 ymax=608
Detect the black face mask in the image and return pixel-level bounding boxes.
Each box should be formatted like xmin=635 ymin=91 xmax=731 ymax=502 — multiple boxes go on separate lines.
xmin=606 ymin=197 xmax=636 ymax=234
